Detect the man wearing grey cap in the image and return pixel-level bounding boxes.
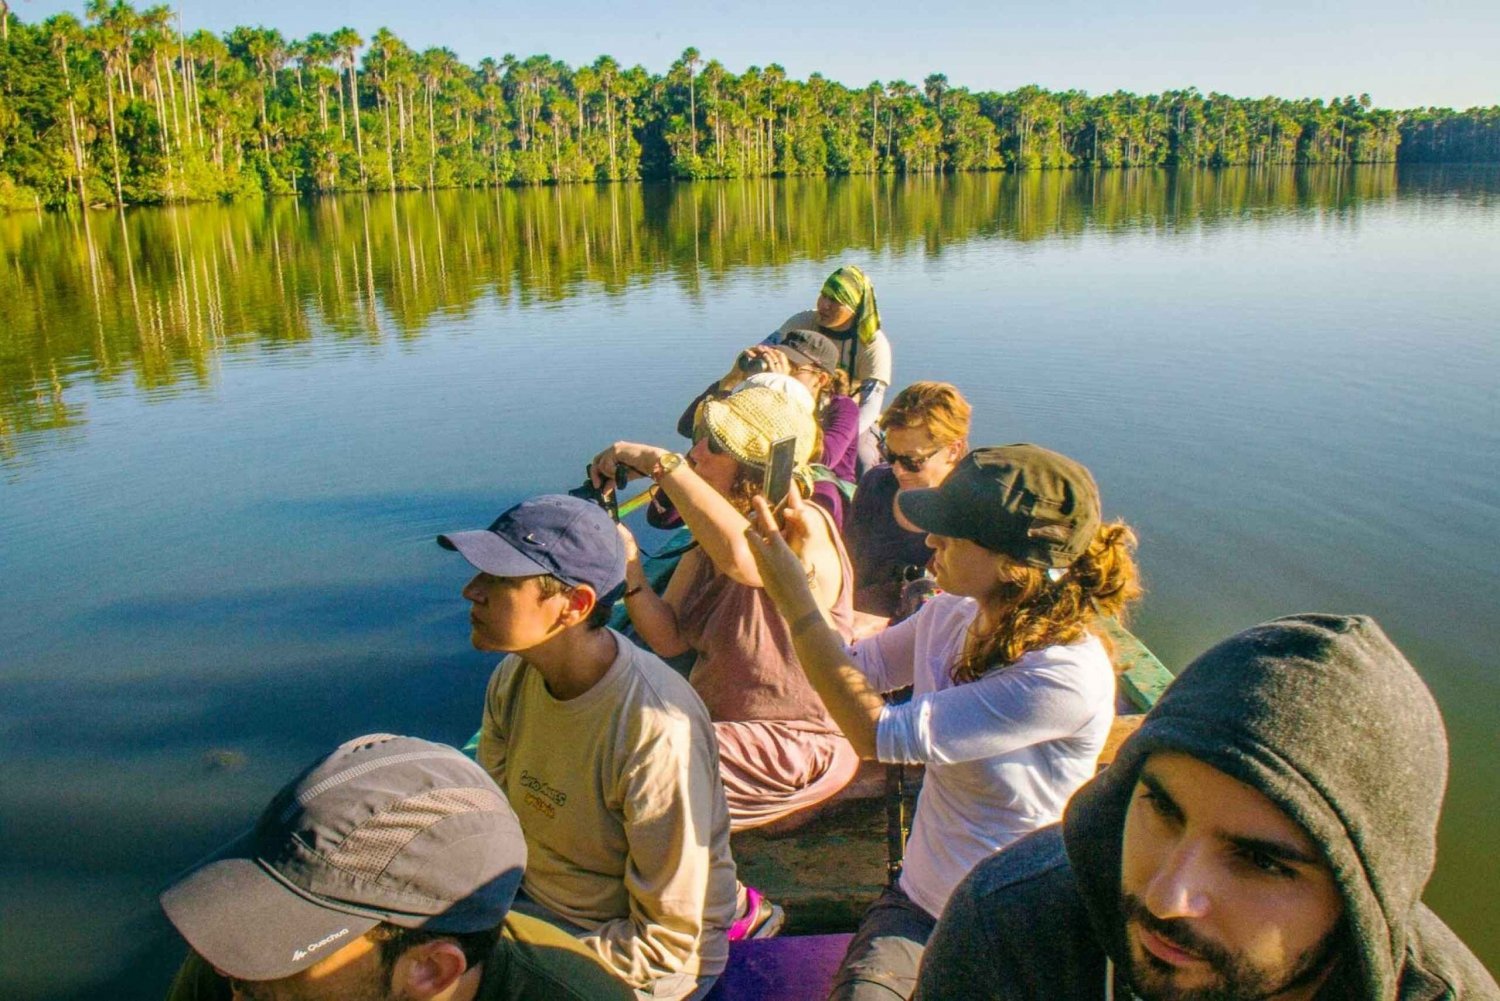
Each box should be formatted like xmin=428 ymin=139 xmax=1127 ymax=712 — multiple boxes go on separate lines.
xmin=159 ymin=732 xmax=633 ymax=1000
xmin=440 ymin=494 xmax=738 ymax=1000
xmin=914 ymin=615 xmax=1499 ymax=1001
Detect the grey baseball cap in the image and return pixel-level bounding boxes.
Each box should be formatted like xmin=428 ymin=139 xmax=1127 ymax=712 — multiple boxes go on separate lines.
xmin=159 ymin=734 xmax=525 ymax=981
xmin=776 ymin=329 xmax=841 ymax=376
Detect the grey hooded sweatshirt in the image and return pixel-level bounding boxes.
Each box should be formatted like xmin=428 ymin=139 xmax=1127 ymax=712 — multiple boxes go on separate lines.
xmin=914 ymin=614 xmax=1498 ymax=1000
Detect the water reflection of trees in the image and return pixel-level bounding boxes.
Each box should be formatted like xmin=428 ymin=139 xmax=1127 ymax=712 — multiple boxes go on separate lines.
xmin=0 ymin=166 xmax=1412 ymax=462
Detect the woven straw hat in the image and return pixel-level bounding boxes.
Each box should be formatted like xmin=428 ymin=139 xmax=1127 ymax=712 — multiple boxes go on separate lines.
xmin=736 ymin=372 xmax=816 ymax=413
xmin=701 ymin=385 xmax=818 ymax=469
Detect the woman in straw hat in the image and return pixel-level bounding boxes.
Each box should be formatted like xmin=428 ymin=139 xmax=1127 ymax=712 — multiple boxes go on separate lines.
xmin=591 ymin=387 xmax=861 ymax=939
xmin=590 ymin=387 xmax=861 ymax=836
xmin=744 ymin=444 xmax=1143 ymax=999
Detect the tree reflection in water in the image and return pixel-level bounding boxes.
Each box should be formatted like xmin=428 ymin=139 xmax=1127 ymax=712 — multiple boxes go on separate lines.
xmin=0 ymin=167 xmax=1409 ymax=463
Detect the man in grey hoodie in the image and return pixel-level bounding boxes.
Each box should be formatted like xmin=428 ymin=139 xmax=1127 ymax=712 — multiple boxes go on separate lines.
xmin=914 ymin=614 xmax=1498 ymax=1000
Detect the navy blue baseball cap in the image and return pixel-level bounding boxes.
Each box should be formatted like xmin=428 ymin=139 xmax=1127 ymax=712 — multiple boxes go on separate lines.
xmin=438 ymin=494 xmax=626 ymax=600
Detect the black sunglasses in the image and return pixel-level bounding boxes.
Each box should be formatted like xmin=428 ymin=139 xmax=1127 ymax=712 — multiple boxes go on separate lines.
xmin=693 ymin=419 xmax=729 ymax=456
xmin=878 ymin=434 xmax=944 ymax=473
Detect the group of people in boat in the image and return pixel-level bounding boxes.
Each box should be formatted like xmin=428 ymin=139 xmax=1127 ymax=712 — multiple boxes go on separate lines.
xmin=157 ymin=267 xmax=1497 ymax=1001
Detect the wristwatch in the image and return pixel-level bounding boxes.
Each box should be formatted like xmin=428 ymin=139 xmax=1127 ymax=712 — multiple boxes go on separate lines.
xmin=652 ymin=452 xmax=686 ymax=480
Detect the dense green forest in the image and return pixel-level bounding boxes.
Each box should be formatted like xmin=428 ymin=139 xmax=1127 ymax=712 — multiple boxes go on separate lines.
xmin=0 ymin=3 xmax=1496 ymax=210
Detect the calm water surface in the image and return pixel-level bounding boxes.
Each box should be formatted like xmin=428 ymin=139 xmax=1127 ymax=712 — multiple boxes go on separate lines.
xmin=2 ymin=168 xmax=1497 ymax=997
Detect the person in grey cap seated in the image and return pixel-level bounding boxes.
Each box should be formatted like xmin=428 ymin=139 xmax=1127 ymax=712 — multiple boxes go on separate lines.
xmin=440 ymin=494 xmax=738 ymax=1001
xmin=743 ymin=444 xmax=1143 ymax=1000
xmin=158 ymin=732 xmax=634 ymax=1001
xmin=913 ymin=615 xmax=1500 ymax=1001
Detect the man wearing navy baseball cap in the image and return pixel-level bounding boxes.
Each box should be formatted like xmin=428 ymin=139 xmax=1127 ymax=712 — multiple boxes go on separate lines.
xmin=439 ymin=495 xmax=738 ymax=1001
xmin=158 ymin=733 xmax=633 ymax=1000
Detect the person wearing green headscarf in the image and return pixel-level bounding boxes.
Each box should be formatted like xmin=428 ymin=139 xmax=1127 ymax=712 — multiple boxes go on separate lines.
xmin=771 ymin=264 xmax=894 ymax=472
xmin=819 ymin=264 xmax=883 ymax=347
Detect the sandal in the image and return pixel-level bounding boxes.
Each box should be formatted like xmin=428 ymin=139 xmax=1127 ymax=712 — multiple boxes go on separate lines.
xmin=727 ymin=885 xmax=785 ymax=941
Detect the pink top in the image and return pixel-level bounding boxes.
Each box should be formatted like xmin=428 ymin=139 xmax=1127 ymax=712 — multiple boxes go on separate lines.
xmin=676 ymin=505 xmax=855 ymax=732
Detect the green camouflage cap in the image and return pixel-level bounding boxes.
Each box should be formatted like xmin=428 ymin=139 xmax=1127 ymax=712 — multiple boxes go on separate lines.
xmin=897 ymin=444 xmax=1101 ymax=568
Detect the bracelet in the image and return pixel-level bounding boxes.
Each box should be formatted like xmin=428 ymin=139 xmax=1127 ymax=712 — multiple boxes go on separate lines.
xmin=789 ymin=609 xmax=826 ymax=635
xmin=624 ymin=584 xmax=645 ymax=598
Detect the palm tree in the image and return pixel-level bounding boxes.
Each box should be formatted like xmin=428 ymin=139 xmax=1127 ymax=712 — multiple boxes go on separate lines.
xmin=301 ymin=33 xmax=336 ymax=131
xmin=330 ymin=27 xmax=365 ymax=184
xmin=83 ymin=5 xmax=127 ymax=204
xmin=923 ymin=72 xmax=948 ymax=114
xmin=681 ymin=46 xmax=701 ymax=157
xmin=367 ymin=28 xmax=406 ymax=190
xmin=46 ymin=13 xmax=92 ymax=210
xmin=593 ymin=55 xmax=620 ymax=179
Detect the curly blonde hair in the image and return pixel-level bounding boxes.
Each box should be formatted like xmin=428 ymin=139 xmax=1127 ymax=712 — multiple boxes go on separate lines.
xmin=951 ymin=521 xmax=1143 ymax=684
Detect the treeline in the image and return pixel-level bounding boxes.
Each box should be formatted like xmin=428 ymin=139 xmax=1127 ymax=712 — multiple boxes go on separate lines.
xmin=1397 ymin=108 xmax=1500 ymax=163
xmin=0 ymin=3 xmax=1493 ymax=210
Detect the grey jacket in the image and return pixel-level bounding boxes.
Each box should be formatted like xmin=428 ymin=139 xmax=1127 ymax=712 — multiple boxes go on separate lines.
xmin=915 ymin=614 xmax=1498 ymax=1000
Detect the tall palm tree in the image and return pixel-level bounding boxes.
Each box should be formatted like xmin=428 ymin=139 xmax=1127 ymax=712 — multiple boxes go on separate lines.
xmin=681 ymin=47 xmax=701 ymax=157
xmin=592 ymin=55 xmax=620 ymax=179
xmin=47 ymin=13 xmax=92 ymax=210
xmin=330 ymin=27 xmax=365 ymax=184
xmin=83 ymin=5 xmax=127 ymax=204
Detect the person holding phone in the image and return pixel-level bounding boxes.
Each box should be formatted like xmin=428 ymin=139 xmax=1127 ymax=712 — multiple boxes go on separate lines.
xmin=589 ymin=386 xmax=860 ymax=844
xmin=743 ymin=445 xmax=1143 ymax=1000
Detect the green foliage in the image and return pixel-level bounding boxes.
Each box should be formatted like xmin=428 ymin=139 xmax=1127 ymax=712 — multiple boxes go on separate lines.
xmin=1399 ymin=106 xmax=1500 ymax=162
xmin=0 ymin=8 xmax=1492 ymax=211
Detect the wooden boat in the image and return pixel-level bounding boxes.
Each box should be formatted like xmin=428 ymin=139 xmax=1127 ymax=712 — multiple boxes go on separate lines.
xmin=469 ymin=516 xmax=1176 ymax=999
xmin=728 ymin=619 xmax=1169 ymax=930
xmin=705 ymin=621 xmax=1172 ymax=999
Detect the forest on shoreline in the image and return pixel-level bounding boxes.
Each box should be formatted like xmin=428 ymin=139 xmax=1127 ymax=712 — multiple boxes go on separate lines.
xmin=1 ymin=3 xmax=1497 ymax=211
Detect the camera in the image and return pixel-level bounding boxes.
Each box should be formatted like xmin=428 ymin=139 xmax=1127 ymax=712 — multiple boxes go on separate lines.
xmin=736 ymin=350 xmax=772 ymax=375
xmin=570 ymin=470 xmax=620 ymax=522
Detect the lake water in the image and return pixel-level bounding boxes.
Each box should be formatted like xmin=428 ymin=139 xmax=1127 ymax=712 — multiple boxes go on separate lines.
xmin=2 ymin=167 xmax=1497 ymax=997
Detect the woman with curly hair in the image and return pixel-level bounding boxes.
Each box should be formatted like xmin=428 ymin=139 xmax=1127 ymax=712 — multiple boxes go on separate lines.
xmin=744 ymin=444 xmax=1143 ymax=1000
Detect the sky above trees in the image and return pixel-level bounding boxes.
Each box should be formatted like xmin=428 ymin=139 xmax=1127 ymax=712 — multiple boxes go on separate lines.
xmin=14 ymin=0 xmax=1499 ymax=111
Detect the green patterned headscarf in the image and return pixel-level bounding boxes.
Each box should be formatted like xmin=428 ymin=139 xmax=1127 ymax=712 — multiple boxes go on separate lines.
xmin=820 ymin=265 xmax=882 ymax=346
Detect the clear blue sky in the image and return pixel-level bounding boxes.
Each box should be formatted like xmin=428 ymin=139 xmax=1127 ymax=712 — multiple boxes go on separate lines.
xmin=14 ymin=0 xmax=1498 ymax=109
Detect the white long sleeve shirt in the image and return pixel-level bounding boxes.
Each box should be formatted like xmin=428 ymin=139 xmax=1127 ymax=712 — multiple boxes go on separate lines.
xmin=851 ymin=592 xmax=1117 ymax=918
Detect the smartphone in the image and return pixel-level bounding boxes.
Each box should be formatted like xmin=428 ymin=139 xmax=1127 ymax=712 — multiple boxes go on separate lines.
xmin=762 ymin=436 xmax=798 ymax=511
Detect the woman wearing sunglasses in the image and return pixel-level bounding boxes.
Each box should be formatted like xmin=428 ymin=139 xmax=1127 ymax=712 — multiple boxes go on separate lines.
xmin=744 ymin=444 xmax=1142 ymax=1000
xmin=589 ymin=386 xmax=860 ymax=840
xmin=846 ymin=382 xmax=972 ymax=617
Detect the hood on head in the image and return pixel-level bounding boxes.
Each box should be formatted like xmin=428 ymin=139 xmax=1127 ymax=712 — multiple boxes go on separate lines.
xmin=1063 ymin=613 xmax=1448 ymax=1001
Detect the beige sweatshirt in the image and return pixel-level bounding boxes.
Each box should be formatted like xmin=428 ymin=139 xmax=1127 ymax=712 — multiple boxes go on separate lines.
xmin=477 ymin=630 xmax=737 ymax=994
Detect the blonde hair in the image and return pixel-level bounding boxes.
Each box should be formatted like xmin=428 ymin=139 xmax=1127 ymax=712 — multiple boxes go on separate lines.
xmin=951 ymin=521 xmax=1143 ymax=684
xmin=879 ymin=381 xmax=972 ymax=446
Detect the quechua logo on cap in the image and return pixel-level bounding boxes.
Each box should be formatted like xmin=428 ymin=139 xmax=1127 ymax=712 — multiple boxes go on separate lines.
xmin=291 ymin=926 xmax=350 ymax=963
